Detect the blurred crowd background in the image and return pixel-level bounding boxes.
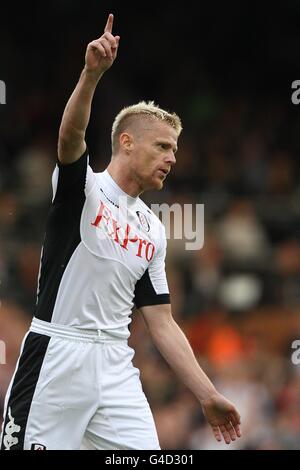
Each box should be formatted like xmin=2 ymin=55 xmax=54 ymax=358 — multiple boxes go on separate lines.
xmin=1 ymin=1 xmax=300 ymax=449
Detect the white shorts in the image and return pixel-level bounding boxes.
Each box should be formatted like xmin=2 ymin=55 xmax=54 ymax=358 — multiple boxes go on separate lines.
xmin=1 ymin=318 xmax=160 ymax=450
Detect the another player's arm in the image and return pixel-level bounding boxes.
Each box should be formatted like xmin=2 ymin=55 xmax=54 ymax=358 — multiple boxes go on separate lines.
xmin=58 ymin=13 xmax=120 ymax=164
xmin=140 ymin=304 xmax=242 ymax=445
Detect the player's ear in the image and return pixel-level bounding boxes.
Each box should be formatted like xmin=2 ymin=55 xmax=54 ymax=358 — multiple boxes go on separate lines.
xmin=119 ymin=132 xmax=134 ymax=154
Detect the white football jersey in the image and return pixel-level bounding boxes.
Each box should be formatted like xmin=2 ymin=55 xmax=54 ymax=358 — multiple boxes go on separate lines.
xmin=34 ymin=150 xmax=170 ymax=338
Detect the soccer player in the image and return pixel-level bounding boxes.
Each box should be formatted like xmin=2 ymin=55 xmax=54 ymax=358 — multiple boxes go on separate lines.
xmin=1 ymin=14 xmax=241 ymax=450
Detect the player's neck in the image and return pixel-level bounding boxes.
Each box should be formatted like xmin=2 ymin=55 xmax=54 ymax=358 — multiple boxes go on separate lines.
xmin=106 ymin=161 xmax=142 ymax=198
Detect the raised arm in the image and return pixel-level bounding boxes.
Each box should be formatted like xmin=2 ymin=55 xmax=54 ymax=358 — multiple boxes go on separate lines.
xmin=140 ymin=304 xmax=242 ymax=445
xmin=58 ymin=13 xmax=120 ymax=164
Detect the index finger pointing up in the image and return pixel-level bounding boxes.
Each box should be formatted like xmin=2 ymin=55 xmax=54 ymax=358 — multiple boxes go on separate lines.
xmin=104 ymin=13 xmax=114 ymax=33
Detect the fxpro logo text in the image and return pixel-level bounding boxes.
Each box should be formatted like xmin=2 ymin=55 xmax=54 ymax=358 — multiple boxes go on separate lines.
xmin=0 ymin=80 xmax=6 ymax=104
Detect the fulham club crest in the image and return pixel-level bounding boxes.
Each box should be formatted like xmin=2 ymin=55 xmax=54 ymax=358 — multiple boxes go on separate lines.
xmin=136 ymin=211 xmax=150 ymax=232
xmin=31 ymin=443 xmax=46 ymax=450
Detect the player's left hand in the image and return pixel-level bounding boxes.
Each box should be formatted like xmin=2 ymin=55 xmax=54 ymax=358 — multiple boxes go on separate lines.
xmin=200 ymin=392 xmax=242 ymax=444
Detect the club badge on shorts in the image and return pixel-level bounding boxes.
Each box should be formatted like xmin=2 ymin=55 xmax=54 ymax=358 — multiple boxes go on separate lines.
xmin=31 ymin=443 xmax=46 ymax=450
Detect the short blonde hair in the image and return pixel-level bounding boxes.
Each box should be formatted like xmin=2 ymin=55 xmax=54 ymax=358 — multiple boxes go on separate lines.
xmin=111 ymin=101 xmax=182 ymax=153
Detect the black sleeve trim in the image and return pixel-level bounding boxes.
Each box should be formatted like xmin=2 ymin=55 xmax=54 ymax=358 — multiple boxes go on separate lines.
xmin=134 ymin=269 xmax=170 ymax=308
xmin=53 ymin=147 xmax=89 ymax=203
